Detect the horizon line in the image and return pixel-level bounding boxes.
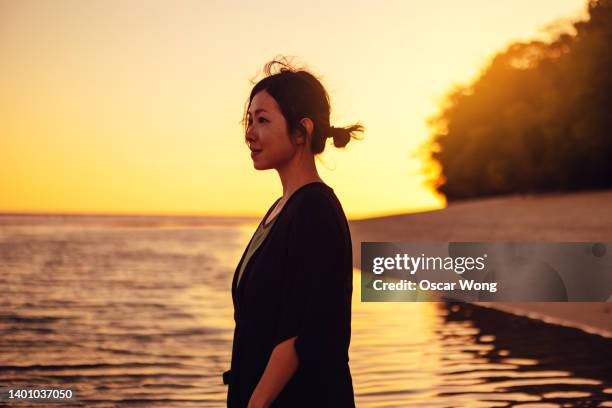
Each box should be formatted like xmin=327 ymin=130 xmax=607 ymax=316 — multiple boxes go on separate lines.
xmin=0 ymin=205 xmax=444 ymax=222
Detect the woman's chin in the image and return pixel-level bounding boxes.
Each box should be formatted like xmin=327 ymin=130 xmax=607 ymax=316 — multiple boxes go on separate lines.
xmin=252 ymin=161 xmax=271 ymax=170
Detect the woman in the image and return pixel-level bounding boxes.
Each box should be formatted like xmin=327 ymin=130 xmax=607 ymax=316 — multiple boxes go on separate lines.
xmin=223 ymin=58 xmax=363 ymax=408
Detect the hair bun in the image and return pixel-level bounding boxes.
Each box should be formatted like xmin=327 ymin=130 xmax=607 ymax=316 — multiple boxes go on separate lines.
xmin=329 ymin=124 xmax=355 ymax=148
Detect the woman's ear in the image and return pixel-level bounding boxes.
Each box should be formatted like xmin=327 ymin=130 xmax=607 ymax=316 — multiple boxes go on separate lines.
xmin=296 ymin=117 xmax=314 ymax=146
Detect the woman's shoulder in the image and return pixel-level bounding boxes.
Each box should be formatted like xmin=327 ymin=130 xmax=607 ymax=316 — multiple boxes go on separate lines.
xmin=286 ymin=182 xmax=347 ymax=225
xmin=289 ymin=182 xmax=338 ymax=210
xmin=284 ymin=183 xmax=351 ymax=254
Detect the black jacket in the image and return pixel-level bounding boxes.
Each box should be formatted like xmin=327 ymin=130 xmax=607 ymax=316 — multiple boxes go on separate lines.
xmin=224 ymin=182 xmax=355 ymax=407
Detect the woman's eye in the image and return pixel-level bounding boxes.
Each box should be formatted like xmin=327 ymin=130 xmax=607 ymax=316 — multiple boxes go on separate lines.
xmin=258 ymin=117 xmax=268 ymax=123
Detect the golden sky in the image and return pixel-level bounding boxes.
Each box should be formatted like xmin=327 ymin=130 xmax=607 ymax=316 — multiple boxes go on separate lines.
xmin=0 ymin=0 xmax=586 ymax=219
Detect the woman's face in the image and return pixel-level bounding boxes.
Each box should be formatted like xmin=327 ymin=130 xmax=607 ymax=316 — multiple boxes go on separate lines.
xmin=246 ymin=90 xmax=299 ymax=170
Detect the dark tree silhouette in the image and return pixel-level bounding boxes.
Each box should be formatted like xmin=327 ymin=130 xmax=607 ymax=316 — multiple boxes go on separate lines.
xmin=426 ymin=0 xmax=612 ymax=201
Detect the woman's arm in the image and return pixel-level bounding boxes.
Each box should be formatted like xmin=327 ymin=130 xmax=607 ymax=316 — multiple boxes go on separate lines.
xmin=247 ymin=336 xmax=299 ymax=408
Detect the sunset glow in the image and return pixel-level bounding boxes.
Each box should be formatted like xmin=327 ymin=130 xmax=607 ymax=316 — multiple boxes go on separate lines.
xmin=0 ymin=0 xmax=586 ymax=218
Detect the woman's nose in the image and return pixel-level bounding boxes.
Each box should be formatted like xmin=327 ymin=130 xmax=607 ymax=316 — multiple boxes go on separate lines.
xmin=246 ymin=126 xmax=257 ymax=142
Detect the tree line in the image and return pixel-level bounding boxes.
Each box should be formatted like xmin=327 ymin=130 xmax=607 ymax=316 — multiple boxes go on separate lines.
xmin=426 ymin=0 xmax=612 ymax=201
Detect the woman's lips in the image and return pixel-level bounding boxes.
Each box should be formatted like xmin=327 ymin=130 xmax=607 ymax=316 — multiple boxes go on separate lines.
xmin=251 ymin=149 xmax=262 ymax=158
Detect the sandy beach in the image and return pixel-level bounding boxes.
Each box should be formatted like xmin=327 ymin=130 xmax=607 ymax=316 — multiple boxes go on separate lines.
xmin=349 ymin=189 xmax=612 ymax=337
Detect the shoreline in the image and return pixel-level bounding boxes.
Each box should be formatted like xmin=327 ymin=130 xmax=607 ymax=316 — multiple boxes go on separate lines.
xmin=349 ymin=189 xmax=612 ymax=337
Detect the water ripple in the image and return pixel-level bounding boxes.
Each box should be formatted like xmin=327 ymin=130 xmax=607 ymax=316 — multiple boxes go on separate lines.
xmin=1 ymin=215 xmax=610 ymax=406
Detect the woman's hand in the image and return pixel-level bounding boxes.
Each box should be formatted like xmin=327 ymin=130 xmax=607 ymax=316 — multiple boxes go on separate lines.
xmin=247 ymin=336 xmax=299 ymax=408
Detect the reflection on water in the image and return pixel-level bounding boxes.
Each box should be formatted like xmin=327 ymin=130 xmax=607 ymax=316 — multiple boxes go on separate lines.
xmin=351 ymin=292 xmax=612 ymax=407
xmin=1 ymin=215 xmax=611 ymax=407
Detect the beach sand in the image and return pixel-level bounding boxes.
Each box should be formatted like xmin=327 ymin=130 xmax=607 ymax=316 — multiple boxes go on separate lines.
xmin=348 ymin=189 xmax=612 ymax=337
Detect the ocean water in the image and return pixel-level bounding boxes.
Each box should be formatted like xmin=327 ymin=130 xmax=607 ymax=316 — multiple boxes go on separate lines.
xmin=0 ymin=214 xmax=611 ymax=407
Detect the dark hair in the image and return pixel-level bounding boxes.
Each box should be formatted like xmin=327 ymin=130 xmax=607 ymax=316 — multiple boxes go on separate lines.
xmin=243 ymin=57 xmax=364 ymax=154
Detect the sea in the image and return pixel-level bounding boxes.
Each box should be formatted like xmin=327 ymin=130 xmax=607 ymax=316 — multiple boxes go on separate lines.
xmin=1 ymin=214 xmax=611 ymax=407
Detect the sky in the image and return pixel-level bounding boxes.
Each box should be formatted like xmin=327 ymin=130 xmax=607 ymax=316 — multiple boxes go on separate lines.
xmin=0 ymin=0 xmax=587 ymax=219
